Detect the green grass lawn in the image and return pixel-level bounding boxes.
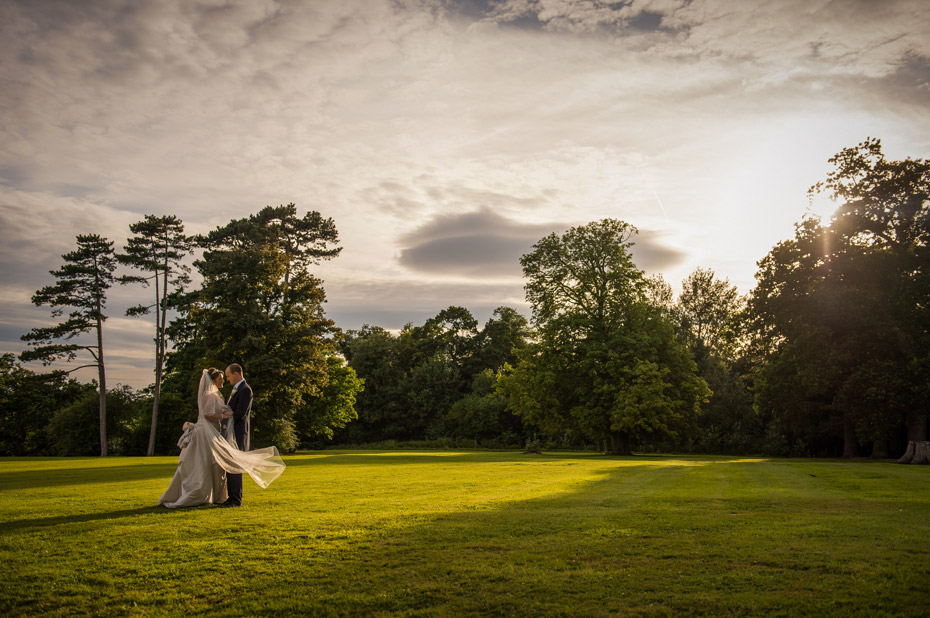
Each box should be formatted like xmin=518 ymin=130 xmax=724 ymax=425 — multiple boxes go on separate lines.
xmin=1 ymin=451 xmax=928 ymax=617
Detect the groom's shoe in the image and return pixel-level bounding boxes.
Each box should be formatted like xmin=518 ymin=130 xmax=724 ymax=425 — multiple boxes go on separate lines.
xmin=220 ymin=500 xmax=241 ymax=508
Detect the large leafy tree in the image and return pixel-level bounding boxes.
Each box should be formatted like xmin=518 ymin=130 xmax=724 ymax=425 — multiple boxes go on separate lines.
xmin=118 ymin=215 xmax=193 ymax=456
xmin=502 ymin=219 xmax=708 ymax=455
xmin=750 ymin=221 xmax=899 ymax=456
xmin=21 ymin=234 xmax=117 ymax=456
xmin=405 ymin=355 xmax=462 ymax=439
xmin=385 ymin=307 xmax=479 ymax=440
xmin=467 ymin=306 xmax=531 ymax=375
xmin=750 ymin=139 xmax=929 ymax=457
xmin=811 ymin=137 xmax=930 ymax=443
xmin=169 ymin=204 xmax=342 ymax=451
xmin=403 ymin=306 xmax=478 ymax=373
xmin=294 ymin=355 xmax=363 ymax=448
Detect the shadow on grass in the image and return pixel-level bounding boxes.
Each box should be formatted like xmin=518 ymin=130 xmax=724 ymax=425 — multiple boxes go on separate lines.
xmin=0 ymin=453 xmax=778 ymax=491
xmin=0 ymin=462 xmax=180 ymax=491
xmin=0 ymin=504 xmax=194 ymax=532
xmin=237 ymin=458 xmax=928 ymax=617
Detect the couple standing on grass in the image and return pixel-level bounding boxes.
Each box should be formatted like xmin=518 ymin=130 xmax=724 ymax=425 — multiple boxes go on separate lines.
xmin=159 ymin=364 xmax=285 ymax=508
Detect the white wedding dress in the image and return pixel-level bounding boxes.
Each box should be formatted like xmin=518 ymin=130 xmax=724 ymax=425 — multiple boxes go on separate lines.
xmin=158 ymin=370 xmax=286 ymax=508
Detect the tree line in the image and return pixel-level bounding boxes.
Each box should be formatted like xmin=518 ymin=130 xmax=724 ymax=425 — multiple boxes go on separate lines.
xmin=6 ymin=204 xmax=360 ymax=456
xmin=2 ymin=138 xmax=927 ymax=457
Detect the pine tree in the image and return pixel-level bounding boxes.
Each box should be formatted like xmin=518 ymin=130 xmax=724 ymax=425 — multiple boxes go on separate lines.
xmin=118 ymin=215 xmax=193 ymax=456
xmin=21 ymin=235 xmax=117 ymax=456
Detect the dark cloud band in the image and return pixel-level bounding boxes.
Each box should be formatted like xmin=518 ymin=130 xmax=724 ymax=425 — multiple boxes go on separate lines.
xmin=397 ymin=207 xmax=685 ymax=277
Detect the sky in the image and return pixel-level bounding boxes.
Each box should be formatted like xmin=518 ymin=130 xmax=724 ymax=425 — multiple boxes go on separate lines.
xmin=1 ymin=0 xmax=929 ymax=388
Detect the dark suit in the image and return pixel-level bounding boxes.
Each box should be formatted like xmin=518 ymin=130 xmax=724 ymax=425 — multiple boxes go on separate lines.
xmin=226 ymin=380 xmax=252 ymax=505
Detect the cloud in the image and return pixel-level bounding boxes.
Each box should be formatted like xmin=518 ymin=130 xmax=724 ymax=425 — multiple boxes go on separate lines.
xmin=0 ymin=187 xmax=139 ymax=290
xmin=397 ymin=207 xmax=557 ymax=277
xmin=479 ymin=0 xmax=930 ymax=87
xmin=629 ymin=229 xmax=688 ymax=272
xmin=868 ymin=53 xmax=930 ymax=110
xmin=397 ymin=207 xmax=686 ymax=277
xmin=481 ymin=0 xmax=688 ymax=35
xmin=1 ymin=0 xmax=928 ymax=388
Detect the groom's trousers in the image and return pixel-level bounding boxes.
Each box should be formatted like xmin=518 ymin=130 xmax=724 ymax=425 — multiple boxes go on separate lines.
xmin=227 ymin=471 xmax=243 ymax=506
xmin=227 ymin=429 xmax=245 ymax=506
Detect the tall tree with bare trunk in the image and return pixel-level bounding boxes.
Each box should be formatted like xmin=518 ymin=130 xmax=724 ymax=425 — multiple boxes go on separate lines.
xmin=21 ymin=235 xmax=117 ymax=456
xmin=119 ymin=215 xmax=193 ymax=456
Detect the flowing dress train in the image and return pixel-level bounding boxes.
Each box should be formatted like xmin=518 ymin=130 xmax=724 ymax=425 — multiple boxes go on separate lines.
xmin=159 ymin=371 xmax=285 ymax=508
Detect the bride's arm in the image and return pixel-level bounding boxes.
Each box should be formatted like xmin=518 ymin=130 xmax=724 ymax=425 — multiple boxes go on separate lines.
xmin=203 ymin=394 xmax=230 ymax=420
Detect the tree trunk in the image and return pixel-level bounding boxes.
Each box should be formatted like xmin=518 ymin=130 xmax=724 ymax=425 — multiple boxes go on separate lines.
xmin=897 ymin=441 xmax=930 ymax=464
xmin=905 ymin=411 xmax=928 ymax=442
xmin=97 ymin=315 xmax=107 ymax=457
xmin=841 ymin=414 xmax=857 ymax=458
xmin=147 ymin=379 xmax=161 ymax=457
xmin=870 ymin=438 xmax=888 ymax=459
xmin=146 ymin=267 xmax=167 ymax=457
xmin=908 ymin=441 xmax=929 ymax=464
xmin=609 ymin=431 xmax=632 ymax=456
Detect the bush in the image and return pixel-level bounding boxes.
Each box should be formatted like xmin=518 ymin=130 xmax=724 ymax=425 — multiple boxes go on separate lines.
xmin=253 ymin=416 xmax=298 ymax=453
xmin=524 ymin=437 xmax=543 ymax=453
xmin=127 ymin=391 xmax=199 ymax=455
xmin=0 ymin=355 xmax=93 ymax=456
xmin=441 ymin=393 xmax=508 ymax=441
xmin=47 ymin=386 xmax=139 ymax=456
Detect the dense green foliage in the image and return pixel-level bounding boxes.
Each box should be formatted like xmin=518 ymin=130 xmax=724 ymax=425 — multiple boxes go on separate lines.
xmin=2 ymin=453 xmax=928 ymax=617
xmin=501 ymin=219 xmax=710 ymax=454
xmin=672 ymin=269 xmax=760 ymax=455
xmin=0 ymin=357 xmax=195 ymax=457
xmin=46 ymin=385 xmax=140 ymax=456
xmin=295 ymin=355 xmax=363 ymax=447
xmin=0 ymin=355 xmax=91 ymax=456
xmin=8 ymin=140 xmax=928 ymax=458
xmin=749 ymin=139 xmax=930 ymax=457
xmin=166 ymin=204 xmax=358 ymax=451
xmin=338 ymin=306 xmax=529 ymax=446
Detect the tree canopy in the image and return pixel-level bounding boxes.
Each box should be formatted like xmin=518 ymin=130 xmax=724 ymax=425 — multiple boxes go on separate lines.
xmin=9 ymin=139 xmax=928 ymax=460
xmin=167 ymin=204 xmax=348 ymax=451
xmin=503 ymin=219 xmax=709 ymax=455
xmin=750 ymin=138 xmax=930 ymax=457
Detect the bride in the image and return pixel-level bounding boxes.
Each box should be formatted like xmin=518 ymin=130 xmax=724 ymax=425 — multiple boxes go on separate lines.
xmin=159 ymin=368 xmax=285 ymax=508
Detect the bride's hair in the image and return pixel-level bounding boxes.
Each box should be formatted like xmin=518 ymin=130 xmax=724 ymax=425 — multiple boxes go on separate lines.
xmin=207 ymin=368 xmax=223 ymax=381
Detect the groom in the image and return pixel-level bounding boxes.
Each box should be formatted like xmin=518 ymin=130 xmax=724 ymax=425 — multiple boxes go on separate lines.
xmin=221 ymin=363 xmax=252 ymax=507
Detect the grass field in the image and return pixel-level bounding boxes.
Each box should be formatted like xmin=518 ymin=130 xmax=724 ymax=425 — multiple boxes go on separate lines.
xmin=1 ymin=451 xmax=928 ymax=617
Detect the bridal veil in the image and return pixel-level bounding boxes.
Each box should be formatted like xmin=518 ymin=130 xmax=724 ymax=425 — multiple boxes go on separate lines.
xmin=196 ymin=369 xmax=286 ymax=489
